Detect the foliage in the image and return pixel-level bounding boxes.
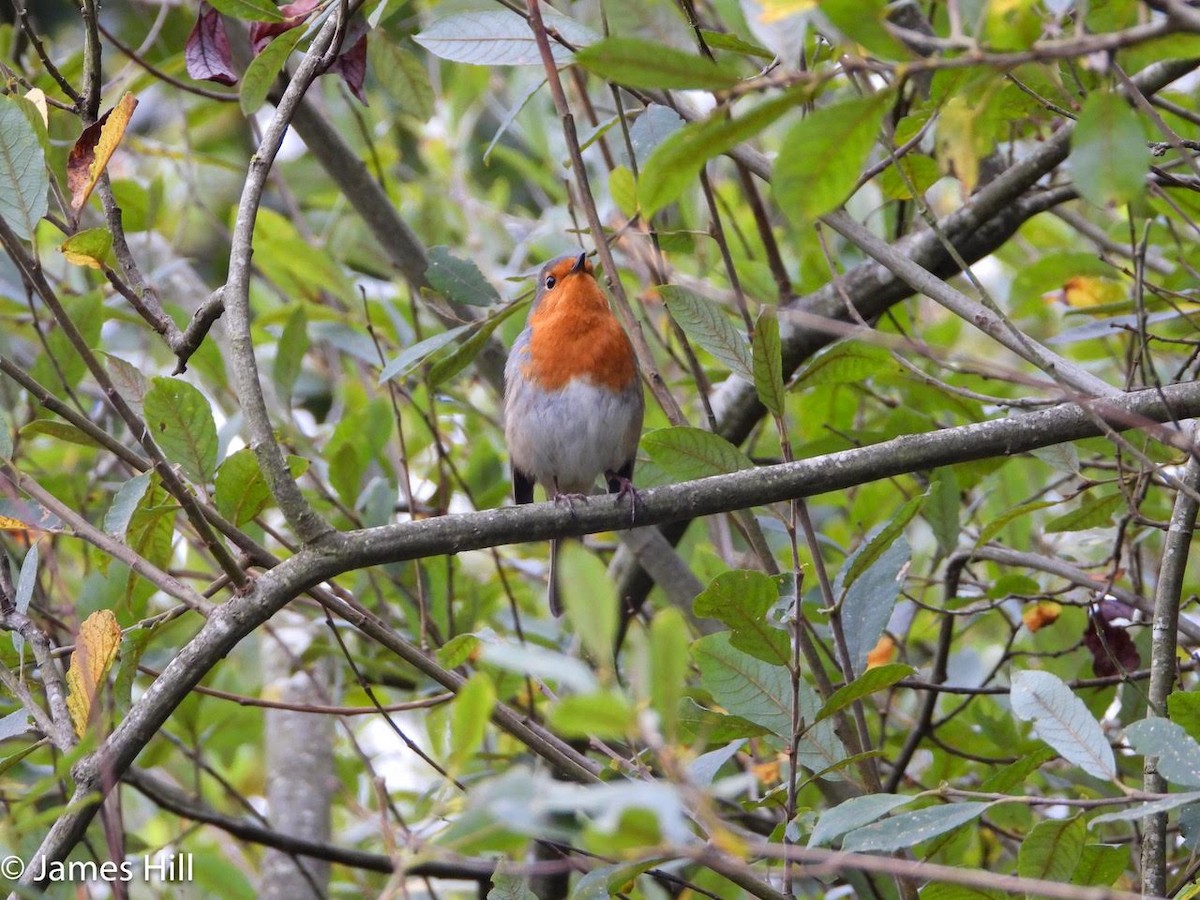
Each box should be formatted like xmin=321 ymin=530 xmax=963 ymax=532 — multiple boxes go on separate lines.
xmin=1 ymin=0 xmax=1200 ymax=898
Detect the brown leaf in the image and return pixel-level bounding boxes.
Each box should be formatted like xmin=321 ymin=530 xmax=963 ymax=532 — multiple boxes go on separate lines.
xmin=331 ymin=26 xmax=369 ymax=105
xmin=66 ymin=609 xmax=122 ymax=736
xmin=68 ymin=92 xmax=138 ymax=212
xmin=186 ymin=3 xmax=238 ymax=86
xmin=249 ymin=0 xmax=319 ymax=55
xmin=1083 ymin=613 xmax=1140 ymax=678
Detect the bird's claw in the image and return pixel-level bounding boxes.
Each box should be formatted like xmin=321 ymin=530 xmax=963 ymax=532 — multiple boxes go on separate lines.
xmin=553 ymin=492 xmax=589 ymax=517
xmin=606 ymin=472 xmax=640 ymax=526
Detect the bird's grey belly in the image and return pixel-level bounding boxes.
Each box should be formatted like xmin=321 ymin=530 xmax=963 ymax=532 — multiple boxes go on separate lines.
xmin=506 ymin=378 xmax=639 ymax=495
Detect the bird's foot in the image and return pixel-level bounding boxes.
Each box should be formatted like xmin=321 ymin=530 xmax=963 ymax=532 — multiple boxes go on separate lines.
xmin=605 ymin=472 xmax=640 ymax=526
xmin=553 ymin=491 xmax=590 ymax=517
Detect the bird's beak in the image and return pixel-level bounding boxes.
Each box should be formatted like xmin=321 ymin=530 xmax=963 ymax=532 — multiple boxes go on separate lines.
xmin=570 ymin=252 xmax=587 ymax=274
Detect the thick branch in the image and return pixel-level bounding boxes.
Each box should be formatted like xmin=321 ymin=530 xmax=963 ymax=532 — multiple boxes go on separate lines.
xmin=21 ymin=379 xmax=1200 ymax=881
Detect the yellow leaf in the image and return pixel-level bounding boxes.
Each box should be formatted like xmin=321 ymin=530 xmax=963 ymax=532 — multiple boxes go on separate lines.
xmin=1058 ymin=275 xmax=1128 ymax=309
xmin=60 ymin=228 xmax=113 ymax=270
xmin=68 ymin=92 xmax=138 ymax=212
xmin=24 ymin=88 xmax=48 ymax=127
xmin=866 ymin=634 xmax=897 ymax=668
xmin=935 ymin=94 xmax=988 ymax=195
xmin=66 ymin=609 xmax=122 ymax=736
xmin=1022 ymin=600 xmax=1062 ymax=632
xmin=758 ymin=0 xmax=818 ymax=22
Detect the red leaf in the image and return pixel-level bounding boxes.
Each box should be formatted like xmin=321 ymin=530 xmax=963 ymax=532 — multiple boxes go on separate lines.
xmin=248 ymin=0 xmax=320 ymax=55
xmin=331 ymin=30 xmax=368 ymax=105
xmin=1083 ymin=614 xmax=1140 ymax=677
xmin=186 ymin=3 xmax=238 ymax=86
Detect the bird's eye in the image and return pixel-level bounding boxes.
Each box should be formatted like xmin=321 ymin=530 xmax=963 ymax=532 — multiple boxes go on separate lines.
xmin=544 ymin=275 xmax=557 ymax=290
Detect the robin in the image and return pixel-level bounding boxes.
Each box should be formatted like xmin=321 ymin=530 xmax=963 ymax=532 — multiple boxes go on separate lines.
xmin=504 ymin=252 xmax=644 ymax=616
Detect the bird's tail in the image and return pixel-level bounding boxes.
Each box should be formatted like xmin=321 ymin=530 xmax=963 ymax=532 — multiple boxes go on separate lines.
xmin=548 ymin=538 xmax=563 ymax=617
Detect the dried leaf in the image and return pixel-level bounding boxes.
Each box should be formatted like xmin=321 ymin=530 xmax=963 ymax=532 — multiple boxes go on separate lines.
xmin=66 ymin=609 xmax=122 ymax=736
xmin=24 ymin=88 xmax=48 ymax=127
xmin=68 ymin=92 xmax=138 ymax=212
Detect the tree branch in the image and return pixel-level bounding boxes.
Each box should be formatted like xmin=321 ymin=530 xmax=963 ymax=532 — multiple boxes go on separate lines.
xmin=20 ymin=379 xmax=1200 ymax=881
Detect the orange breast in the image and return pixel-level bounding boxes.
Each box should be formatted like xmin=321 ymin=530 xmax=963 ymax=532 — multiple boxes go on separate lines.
xmin=525 ymin=281 xmax=637 ymax=392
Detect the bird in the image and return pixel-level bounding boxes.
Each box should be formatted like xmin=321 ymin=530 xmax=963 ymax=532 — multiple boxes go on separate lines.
xmin=504 ymin=252 xmax=644 ymax=616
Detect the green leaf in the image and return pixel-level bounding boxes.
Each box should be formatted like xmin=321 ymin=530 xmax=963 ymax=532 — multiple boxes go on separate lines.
xmin=1018 ymin=815 xmax=1086 ymax=882
xmin=206 ymin=0 xmax=283 ymax=21
xmin=1070 ymin=92 xmax=1149 ymax=208
xmin=20 ymin=419 xmax=101 ymax=448
xmin=0 ymin=94 xmax=49 ymax=240
xmin=112 ymin=624 xmax=154 ymax=719
xmin=427 ymin=302 xmax=523 ymax=388
xmin=273 ymin=303 xmax=308 ymax=404
xmin=978 ymin=745 xmax=1056 ymax=792
xmin=426 ymin=245 xmax=500 ymax=306
xmin=877 ymin=153 xmax=941 ymax=201
xmin=104 ymin=472 xmax=152 ymax=538
xmin=413 ymin=10 xmax=598 ymax=66
xmin=609 ymin=165 xmax=637 ymax=218
xmin=559 ymin=542 xmax=617 ymax=672
xmin=642 ymin=426 xmax=754 ymax=481
xmin=143 ymin=377 xmax=219 ymax=483
xmin=693 ymin=570 xmax=790 ymax=666
xmin=215 ymin=448 xmax=309 ymax=526
xmin=752 ymin=307 xmax=785 ymax=417
xmin=1125 ymin=718 xmax=1200 ymax=787
xmin=547 ymin=691 xmax=634 ymax=739
xmin=840 ymin=494 xmax=922 ymax=593
xmin=820 ymin=0 xmax=910 ymax=58
xmin=450 ymin=672 xmax=496 ymax=770
xmin=919 ymin=886 xmax=1004 ymax=900
xmin=1072 ymin=844 xmax=1130 ymax=887
xmin=927 ymin=468 xmax=960 ymax=556
xmin=240 ymin=28 xmax=305 ymax=116
xmin=841 ymin=803 xmax=990 ymax=852
xmin=649 ymin=608 xmax=690 ymax=743
xmin=839 ymin=534 xmax=909 ymax=674
xmin=661 ymin=285 xmax=753 ymax=380
xmin=815 ymin=664 xmax=915 ymax=725
xmin=700 ymin=30 xmax=773 ymax=59
xmin=976 ymin=499 xmax=1057 ymax=547
xmin=437 ymin=633 xmax=480 ymax=669
xmin=808 ymin=793 xmax=913 ymax=847
xmin=1170 ymin=691 xmax=1200 ymax=744
xmin=1089 ymin=790 xmax=1200 ymax=825
xmin=0 ymin=409 xmax=11 ymax=460
xmin=639 ymin=88 xmax=802 ymax=217
xmin=1045 ymin=493 xmax=1123 ymax=533
xmin=693 ymin=632 xmax=791 ymax=738
xmin=573 ymin=37 xmax=741 ymax=90
xmin=378 ymin=324 xmax=472 ymax=383
xmin=794 ymin=341 xmax=891 ymax=388
xmin=1010 ymin=670 xmax=1116 ymax=780
xmin=60 ymin=227 xmax=113 ymax=269
xmin=368 ymin=41 xmax=435 ymax=121
xmin=774 ymin=93 xmax=890 ymax=225
xmin=487 ymin=871 xmax=537 ymax=900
